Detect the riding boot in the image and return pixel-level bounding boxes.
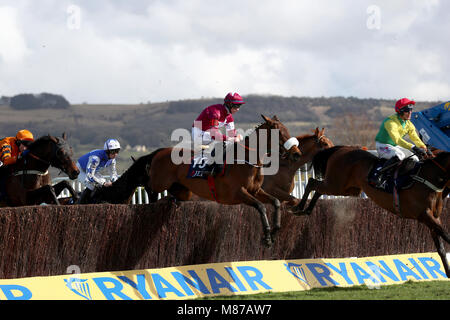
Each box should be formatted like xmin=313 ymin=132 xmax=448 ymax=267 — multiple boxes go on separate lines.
xmin=78 ymin=188 xmax=92 ymax=204
xmin=375 ymin=156 xmax=400 ymax=187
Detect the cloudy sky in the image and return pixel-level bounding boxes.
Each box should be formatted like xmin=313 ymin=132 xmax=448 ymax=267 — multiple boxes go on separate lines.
xmin=0 ymin=0 xmax=448 ymax=104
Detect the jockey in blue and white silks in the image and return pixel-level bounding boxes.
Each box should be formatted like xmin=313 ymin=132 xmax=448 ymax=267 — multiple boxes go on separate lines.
xmin=76 ymin=139 xmax=120 ymax=191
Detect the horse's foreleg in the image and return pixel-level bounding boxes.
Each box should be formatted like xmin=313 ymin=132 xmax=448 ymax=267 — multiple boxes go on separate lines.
xmin=238 ymin=187 xmax=272 ymax=248
xmin=419 ymin=209 xmax=450 ymax=278
xmin=255 ymin=188 xmax=281 ymax=241
xmin=27 ymin=185 xmax=60 ymax=205
xmin=430 ymin=230 xmax=450 ymax=278
xmin=265 ymin=185 xmax=299 ymax=210
xmin=293 ymin=178 xmax=322 ymax=216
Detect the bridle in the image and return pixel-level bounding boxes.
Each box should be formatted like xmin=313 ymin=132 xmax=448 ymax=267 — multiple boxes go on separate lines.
xmin=411 ymin=154 xmax=449 ymax=193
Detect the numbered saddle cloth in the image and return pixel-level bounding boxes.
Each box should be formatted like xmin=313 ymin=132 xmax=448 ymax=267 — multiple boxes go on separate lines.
xmin=187 ymin=154 xmax=215 ymax=179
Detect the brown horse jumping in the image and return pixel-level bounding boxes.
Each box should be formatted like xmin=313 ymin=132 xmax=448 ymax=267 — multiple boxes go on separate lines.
xmin=294 ymin=145 xmax=450 ymax=277
xmin=262 ymin=128 xmax=334 ymax=208
xmin=147 ymin=115 xmax=302 ymax=247
xmin=0 ymin=133 xmax=80 ymax=207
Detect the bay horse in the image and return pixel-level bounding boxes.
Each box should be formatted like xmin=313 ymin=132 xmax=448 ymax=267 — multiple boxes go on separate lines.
xmin=262 ymin=128 xmax=334 ymax=209
xmin=146 ymin=115 xmax=302 ymax=247
xmin=0 ymin=133 xmax=80 ymax=207
xmin=293 ymin=145 xmax=450 ymax=277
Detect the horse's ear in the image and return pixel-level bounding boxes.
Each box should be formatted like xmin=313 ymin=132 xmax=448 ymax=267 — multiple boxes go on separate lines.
xmin=62 ymin=132 xmax=67 ymax=140
xmin=314 ymin=127 xmax=319 ymax=135
xmin=261 ymin=114 xmax=271 ymax=123
xmin=131 ymin=156 xmax=136 ymax=162
xmin=272 ymin=115 xmax=280 ymax=121
xmin=320 ymin=127 xmax=325 ymax=135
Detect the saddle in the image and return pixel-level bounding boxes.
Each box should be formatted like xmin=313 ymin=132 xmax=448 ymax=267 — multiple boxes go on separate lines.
xmin=368 ymin=158 xmax=421 ymax=193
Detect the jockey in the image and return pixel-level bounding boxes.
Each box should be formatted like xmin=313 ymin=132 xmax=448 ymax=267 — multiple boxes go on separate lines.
xmin=76 ymin=138 xmax=120 ymax=203
xmin=191 ymin=92 xmax=245 ymax=176
xmin=0 ymin=129 xmax=34 ymax=167
xmin=373 ymin=98 xmax=427 ymax=187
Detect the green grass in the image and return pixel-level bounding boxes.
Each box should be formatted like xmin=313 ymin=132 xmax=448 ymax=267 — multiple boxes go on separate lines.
xmin=201 ymin=280 xmax=450 ymax=300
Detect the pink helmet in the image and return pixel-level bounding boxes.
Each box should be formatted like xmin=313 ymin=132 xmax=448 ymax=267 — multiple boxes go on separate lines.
xmin=224 ymin=92 xmax=245 ymax=105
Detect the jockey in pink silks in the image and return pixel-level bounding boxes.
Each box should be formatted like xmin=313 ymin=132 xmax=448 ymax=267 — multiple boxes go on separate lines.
xmin=191 ymin=92 xmax=245 ymax=176
xmin=192 ymin=92 xmax=245 ymax=146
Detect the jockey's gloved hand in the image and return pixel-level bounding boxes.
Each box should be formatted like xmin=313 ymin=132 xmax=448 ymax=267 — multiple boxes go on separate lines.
xmin=412 ymin=146 xmax=426 ymax=156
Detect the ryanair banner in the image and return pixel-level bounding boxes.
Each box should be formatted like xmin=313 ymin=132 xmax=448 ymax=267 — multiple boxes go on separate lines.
xmin=0 ymin=252 xmax=448 ymax=300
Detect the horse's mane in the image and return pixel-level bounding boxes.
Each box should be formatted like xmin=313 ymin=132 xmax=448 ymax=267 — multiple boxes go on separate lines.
xmin=116 ymin=150 xmax=160 ymax=180
xmin=423 ymin=151 xmax=450 ymax=170
xmin=29 ymin=135 xmax=56 ymax=146
xmin=296 ymin=133 xmax=314 ymax=141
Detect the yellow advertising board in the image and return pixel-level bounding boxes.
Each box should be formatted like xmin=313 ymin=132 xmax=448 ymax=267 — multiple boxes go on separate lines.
xmin=0 ymin=252 xmax=448 ymax=300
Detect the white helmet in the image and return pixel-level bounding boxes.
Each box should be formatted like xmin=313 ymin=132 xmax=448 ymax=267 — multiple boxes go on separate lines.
xmin=104 ymin=138 xmax=121 ymax=152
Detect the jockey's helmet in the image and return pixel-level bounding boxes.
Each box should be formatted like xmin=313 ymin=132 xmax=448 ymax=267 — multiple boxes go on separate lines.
xmin=104 ymin=138 xmax=121 ymax=153
xmin=16 ymin=129 xmax=34 ymax=146
xmin=395 ymin=98 xmax=415 ymax=114
xmin=224 ymin=92 xmax=245 ymax=106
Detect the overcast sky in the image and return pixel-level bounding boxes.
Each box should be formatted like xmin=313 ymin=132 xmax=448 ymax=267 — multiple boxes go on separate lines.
xmin=0 ymin=0 xmax=448 ymax=104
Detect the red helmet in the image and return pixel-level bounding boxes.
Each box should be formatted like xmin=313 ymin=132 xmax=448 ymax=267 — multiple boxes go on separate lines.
xmin=395 ymin=98 xmax=415 ymax=113
xmin=224 ymin=92 xmax=245 ymax=105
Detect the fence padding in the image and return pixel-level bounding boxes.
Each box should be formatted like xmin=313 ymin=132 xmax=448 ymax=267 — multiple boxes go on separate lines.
xmin=0 ymin=198 xmax=448 ymax=279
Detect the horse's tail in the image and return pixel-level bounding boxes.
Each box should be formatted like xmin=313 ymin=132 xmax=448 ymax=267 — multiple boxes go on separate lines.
xmin=311 ymin=145 xmax=346 ymax=178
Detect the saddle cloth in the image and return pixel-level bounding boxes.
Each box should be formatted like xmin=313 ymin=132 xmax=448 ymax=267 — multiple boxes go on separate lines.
xmin=187 ymin=143 xmax=227 ymax=179
xmin=368 ymin=158 xmax=421 ymax=193
xmin=186 ymin=154 xmax=216 ymax=179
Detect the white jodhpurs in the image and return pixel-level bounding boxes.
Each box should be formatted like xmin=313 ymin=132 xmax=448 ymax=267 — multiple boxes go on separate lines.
xmin=375 ymin=142 xmax=419 ymax=161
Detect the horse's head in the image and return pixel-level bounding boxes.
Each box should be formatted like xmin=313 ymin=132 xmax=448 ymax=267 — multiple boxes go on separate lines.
xmin=296 ymin=128 xmax=334 ymax=160
xmin=261 ymin=114 xmax=302 ymax=162
xmin=29 ymin=133 xmax=80 ymax=180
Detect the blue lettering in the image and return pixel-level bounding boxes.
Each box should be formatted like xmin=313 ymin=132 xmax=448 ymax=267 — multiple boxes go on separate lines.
xmin=151 ymin=273 xmax=184 ymax=298
xmin=306 ymin=263 xmax=339 ymax=286
xmin=350 ymin=262 xmax=379 ymax=285
xmin=206 ymin=268 xmax=237 ymax=294
xmin=236 ymin=266 xmax=272 ymax=290
xmin=366 ymin=261 xmax=398 ymax=282
xmin=325 ymin=262 xmax=354 ymax=285
xmin=418 ymin=257 xmax=446 ymax=279
xmin=171 ymin=270 xmax=210 ymax=296
xmin=93 ymin=277 xmax=132 ymax=300
xmin=393 ymin=259 xmax=421 ymax=281
xmin=0 ymin=285 xmax=32 ymax=300
xmin=407 ymin=258 xmax=429 ymax=279
xmin=225 ymin=267 xmax=247 ymax=291
xmin=118 ymin=274 xmax=152 ymax=299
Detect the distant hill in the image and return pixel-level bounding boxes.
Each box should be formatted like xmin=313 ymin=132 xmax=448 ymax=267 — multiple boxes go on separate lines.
xmin=0 ymin=94 xmax=443 ymax=174
xmin=7 ymin=93 xmax=70 ymax=110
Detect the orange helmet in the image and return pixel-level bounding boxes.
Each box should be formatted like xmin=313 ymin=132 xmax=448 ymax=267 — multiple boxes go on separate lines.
xmin=16 ymin=129 xmax=34 ymax=142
